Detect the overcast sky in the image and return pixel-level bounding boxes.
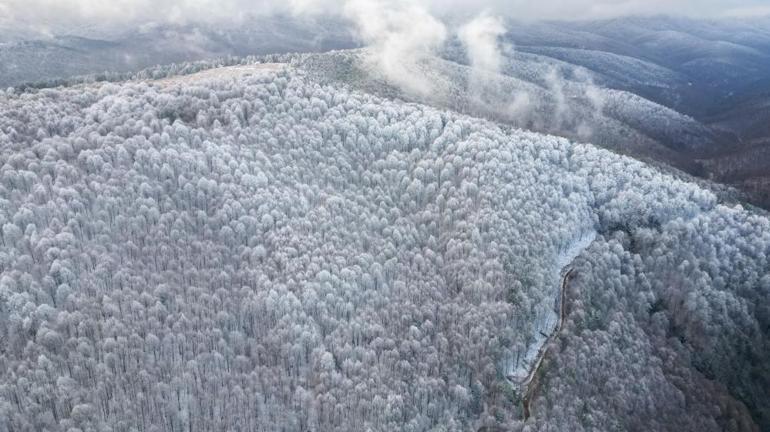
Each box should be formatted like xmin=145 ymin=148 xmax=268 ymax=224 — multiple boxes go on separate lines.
xmin=1 ymin=0 xmax=769 ymax=35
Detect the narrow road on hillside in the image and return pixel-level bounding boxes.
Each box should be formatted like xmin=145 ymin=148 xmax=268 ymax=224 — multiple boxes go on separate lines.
xmin=502 ymin=231 xmax=595 ymax=422
xmin=516 ymin=267 xmax=575 ymax=420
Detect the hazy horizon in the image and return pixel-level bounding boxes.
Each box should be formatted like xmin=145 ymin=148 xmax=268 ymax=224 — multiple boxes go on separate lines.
xmin=2 ymin=0 xmax=770 ymax=38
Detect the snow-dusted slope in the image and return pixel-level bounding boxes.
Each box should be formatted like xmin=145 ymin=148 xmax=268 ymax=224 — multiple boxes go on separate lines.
xmin=5 ymin=15 xmax=770 ymax=210
xmin=505 ymin=230 xmax=596 ymax=382
xmin=0 ymin=63 xmax=767 ymax=431
xmin=151 ymin=63 xmax=286 ymax=86
xmin=299 ymin=49 xmax=715 ymax=165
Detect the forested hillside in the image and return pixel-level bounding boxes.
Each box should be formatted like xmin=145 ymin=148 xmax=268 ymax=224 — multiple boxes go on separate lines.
xmin=4 ymin=15 xmax=770 ymax=209
xmin=1 ymin=62 xmax=768 ymax=431
xmin=502 ymin=16 xmax=770 ymax=209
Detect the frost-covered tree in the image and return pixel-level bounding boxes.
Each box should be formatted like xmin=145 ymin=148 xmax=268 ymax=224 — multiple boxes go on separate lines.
xmin=0 ymin=61 xmax=767 ymax=432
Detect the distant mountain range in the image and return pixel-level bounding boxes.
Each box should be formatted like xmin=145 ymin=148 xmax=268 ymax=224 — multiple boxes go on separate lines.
xmin=0 ymin=15 xmax=358 ymax=88
xmin=501 ymin=17 xmax=770 ymax=208
xmin=1 ymin=15 xmax=769 ymax=209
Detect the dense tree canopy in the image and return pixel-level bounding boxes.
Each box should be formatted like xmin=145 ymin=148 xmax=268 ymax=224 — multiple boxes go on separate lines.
xmin=0 ymin=63 xmax=767 ymax=431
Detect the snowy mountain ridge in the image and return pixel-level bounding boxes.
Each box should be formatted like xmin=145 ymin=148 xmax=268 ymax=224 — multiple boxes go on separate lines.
xmin=1 ymin=59 xmax=768 ymax=431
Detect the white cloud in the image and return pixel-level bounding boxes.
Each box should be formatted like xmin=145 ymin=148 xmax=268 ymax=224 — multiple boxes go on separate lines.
xmin=344 ymin=0 xmax=447 ymax=96
xmin=457 ymin=12 xmax=510 ymax=106
xmin=425 ymin=0 xmax=770 ymax=21
xmin=458 ymin=13 xmax=506 ymax=74
xmin=722 ymin=5 xmax=770 ymax=18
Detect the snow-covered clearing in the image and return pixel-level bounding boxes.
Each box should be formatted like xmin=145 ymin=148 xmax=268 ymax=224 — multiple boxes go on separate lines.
xmin=505 ymin=230 xmax=597 ymax=383
xmin=152 ymin=63 xmax=286 ymax=87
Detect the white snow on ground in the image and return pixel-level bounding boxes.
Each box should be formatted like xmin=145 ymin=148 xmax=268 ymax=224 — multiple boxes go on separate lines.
xmin=152 ymin=63 xmax=286 ymax=87
xmin=554 ymin=230 xmax=598 ymax=278
xmin=505 ymin=230 xmax=597 ymax=382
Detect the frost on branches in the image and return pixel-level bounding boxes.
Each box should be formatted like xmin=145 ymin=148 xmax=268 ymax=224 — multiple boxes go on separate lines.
xmin=0 ymin=66 xmax=767 ymax=431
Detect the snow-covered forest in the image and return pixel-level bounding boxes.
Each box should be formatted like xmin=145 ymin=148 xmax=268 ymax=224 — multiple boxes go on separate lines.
xmin=0 ymin=62 xmax=768 ymax=431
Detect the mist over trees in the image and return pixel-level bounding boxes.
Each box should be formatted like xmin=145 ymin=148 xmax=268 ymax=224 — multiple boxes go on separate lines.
xmin=0 ymin=64 xmax=768 ymax=431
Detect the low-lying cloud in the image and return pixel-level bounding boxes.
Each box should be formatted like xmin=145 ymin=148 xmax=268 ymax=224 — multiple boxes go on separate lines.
xmin=344 ymin=0 xmax=447 ymax=96
xmin=458 ymin=13 xmax=506 ymax=75
xmin=1 ymin=0 xmax=766 ymax=129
